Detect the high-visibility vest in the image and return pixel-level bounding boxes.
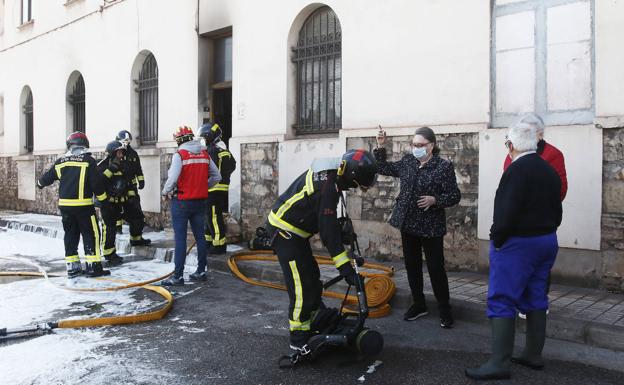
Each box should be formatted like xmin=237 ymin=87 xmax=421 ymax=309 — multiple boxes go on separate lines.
xmin=177 ymin=149 xmax=210 ymax=200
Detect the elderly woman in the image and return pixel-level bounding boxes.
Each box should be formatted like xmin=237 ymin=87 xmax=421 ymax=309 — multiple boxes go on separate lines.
xmin=465 ymin=121 xmax=562 ymax=380
xmin=375 ymin=126 xmax=460 ymax=329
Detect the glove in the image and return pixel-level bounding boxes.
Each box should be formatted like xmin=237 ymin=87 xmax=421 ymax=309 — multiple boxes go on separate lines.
xmin=108 ymin=159 xmax=121 ymax=173
xmin=138 ymin=179 xmax=145 ymax=190
xmin=337 ymin=261 xmax=361 ymax=286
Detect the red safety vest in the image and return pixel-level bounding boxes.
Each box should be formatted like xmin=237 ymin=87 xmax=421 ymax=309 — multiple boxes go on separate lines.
xmin=177 ymin=149 xmax=210 ymax=200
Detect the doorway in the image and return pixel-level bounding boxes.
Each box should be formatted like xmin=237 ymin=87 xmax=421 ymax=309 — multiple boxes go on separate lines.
xmin=212 ymin=87 xmax=232 ymax=146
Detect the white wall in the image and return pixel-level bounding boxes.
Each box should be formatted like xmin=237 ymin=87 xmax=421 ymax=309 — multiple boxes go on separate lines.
xmin=0 ymin=0 xmax=199 ymax=156
xmin=478 ymin=125 xmax=603 ymax=250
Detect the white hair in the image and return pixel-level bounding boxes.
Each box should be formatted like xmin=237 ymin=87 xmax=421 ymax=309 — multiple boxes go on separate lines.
xmin=508 ymin=122 xmax=538 ymax=152
xmin=517 ymin=113 xmax=545 ymax=134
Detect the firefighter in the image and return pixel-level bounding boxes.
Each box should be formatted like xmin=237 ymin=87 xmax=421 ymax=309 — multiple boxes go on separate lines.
xmin=161 ymin=126 xmax=221 ymax=286
xmin=197 ymin=122 xmax=236 ymax=254
xmin=114 ymin=130 xmax=150 ymax=247
xmin=37 ymin=132 xmax=110 ymax=278
xmin=267 ymin=149 xmax=378 ymax=352
xmin=97 ymin=141 xmax=144 ymax=266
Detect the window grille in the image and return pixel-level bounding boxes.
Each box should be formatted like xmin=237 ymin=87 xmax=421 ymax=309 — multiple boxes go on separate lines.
xmin=69 ymin=74 xmax=85 ymax=133
xmin=136 ymin=53 xmax=158 ymax=145
xmin=23 ymin=90 xmax=33 ymax=152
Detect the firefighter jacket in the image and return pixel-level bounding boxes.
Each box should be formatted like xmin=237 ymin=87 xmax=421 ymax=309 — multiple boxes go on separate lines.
xmin=125 ymin=145 xmax=145 ymax=191
xmin=97 ymin=156 xmax=136 ymax=204
xmin=37 ymin=149 xmax=107 ymax=207
xmin=207 ymin=142 xmax=236 ymax=193
xmin=267 ymin=168 xmax=350 ymax=268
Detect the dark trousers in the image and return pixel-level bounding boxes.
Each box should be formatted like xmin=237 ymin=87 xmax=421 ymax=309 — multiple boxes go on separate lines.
xmin=273 ymin=232 xmax=322 ymax=344
xmin=100 ymin=203 xmax=123 ymax=257
xmin=487 ymin=233 xmax=558 ymax=318
xmin=60 ymin=206 xmax=101 ymax=264
xmin=171 ymin=198 xmax=208 ymax=278
xmin=124 ymin=196 xmax=145 ymax=241
xmin=205 ymin=191 xmax=227 ymax=247
xmin=401 ymin=232 xmax=451 ymax=311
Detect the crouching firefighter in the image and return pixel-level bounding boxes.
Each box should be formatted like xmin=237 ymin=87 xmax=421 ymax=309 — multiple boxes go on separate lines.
xmin=97 ymin=140 xmax=143 ymax=266
xmin=198 ymin=122 xmax=236 ymax=254
xmin=37 ymin=132 xmax=110 ymax=278
xmin=266 ymin=149 xmax=378 ymax=355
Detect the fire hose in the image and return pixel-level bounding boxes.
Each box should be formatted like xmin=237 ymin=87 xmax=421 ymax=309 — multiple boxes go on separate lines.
xmin=227 ymin=250 xmax=397 ymax=318
xmin=0 ymin=254 xmax=176 ymax=338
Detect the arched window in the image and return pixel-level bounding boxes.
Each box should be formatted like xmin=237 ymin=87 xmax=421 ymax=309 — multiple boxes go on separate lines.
xmin=23 ymin=88 xmax=33 ymax=153
xmin=292 ymin=6 xmax=342 ymax=135
xmin=68 ymin=74 xmax=85 ymax=133
xmin=136 ymin=53 xmax=158 ymax=144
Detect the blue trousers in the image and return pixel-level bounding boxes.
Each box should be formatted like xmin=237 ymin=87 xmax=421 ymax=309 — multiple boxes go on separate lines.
xmin=171 ymin=198 xmax=208 ymax=278
xmin=487 ymin=233 xmax=558 ymax=318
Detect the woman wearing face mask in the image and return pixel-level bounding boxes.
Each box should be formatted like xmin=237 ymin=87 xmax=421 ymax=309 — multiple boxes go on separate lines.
xmin=374 ymin=126 xmax=461 ymax=329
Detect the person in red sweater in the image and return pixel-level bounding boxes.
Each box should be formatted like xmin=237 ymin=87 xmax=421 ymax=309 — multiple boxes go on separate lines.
xmin=503 ymin=113 xmax=567 ymax=201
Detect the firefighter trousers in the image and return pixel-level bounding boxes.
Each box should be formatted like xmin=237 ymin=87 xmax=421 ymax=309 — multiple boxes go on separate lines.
xmin=273 ymin=231 xmax=323 ymax=346
xmin=60 ymin=206 xmax=102 ymax=264
xmin=205 ymin=191 xmax=227 ymax=247
xmin=100 ymin=198 xmax=144 ymax=257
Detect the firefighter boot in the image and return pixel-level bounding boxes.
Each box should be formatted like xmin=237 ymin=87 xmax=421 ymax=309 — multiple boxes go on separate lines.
xmin=66 ymin=262 xmax=82 ymax=278
xmin=84 ymin=262 xmax=111 ymax=278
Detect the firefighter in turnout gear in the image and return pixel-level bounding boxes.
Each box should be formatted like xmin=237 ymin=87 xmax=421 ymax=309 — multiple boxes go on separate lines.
xmin=198 ymin=122 xmax=236 ymax=254
xmin=267 ymin=149 xmax=378 ymax=352
xmin=37 ymin=132 xmax=110 ymax=278
xmin=114 ymin=130 xmax=150 ymax=247
xmin=97 ymin=141 xmax=145 ymax=266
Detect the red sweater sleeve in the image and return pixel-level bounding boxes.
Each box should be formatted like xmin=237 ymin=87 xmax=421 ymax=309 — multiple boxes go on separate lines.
xmin=542 ymin=143 xmax=567 ymax=201
xmin=503 ymin=154 xmax=512 ymax=171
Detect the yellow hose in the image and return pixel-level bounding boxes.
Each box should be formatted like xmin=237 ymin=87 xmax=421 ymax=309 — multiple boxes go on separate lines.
xmin=227 ymin=250 xmax=396 ymax=318
xmin=0 ymin=271 xmax=173 ymax=328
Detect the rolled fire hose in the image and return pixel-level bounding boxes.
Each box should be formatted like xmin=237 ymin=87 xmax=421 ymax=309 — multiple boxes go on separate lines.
xmin=227 ymin=250 xmax=396 ymax=318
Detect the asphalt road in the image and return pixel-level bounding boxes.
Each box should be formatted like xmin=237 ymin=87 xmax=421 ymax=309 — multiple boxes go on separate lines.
xmin=77 ymin=270 xmax=624 ymax=385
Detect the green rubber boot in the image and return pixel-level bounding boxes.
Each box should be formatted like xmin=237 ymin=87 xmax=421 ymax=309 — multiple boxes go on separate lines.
xmin=465 ymin=317 xmax=515 ymax=380
xmin=511 ymin=310 xmax=547 ymax=370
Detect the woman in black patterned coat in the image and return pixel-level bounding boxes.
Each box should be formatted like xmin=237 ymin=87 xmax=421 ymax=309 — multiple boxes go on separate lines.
xmin=374 ymin=126 xmax=461 ymax=328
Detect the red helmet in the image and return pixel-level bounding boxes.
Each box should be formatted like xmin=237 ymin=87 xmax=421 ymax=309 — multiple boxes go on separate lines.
xmin=66 ymin=132 xmax=89 ymax=150
xmin=173 ymin=126 xmax=194 ymax=145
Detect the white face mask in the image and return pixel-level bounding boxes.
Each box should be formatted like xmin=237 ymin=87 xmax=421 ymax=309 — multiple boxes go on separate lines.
xmin=412 ymin=146 xmax=428 ymax=160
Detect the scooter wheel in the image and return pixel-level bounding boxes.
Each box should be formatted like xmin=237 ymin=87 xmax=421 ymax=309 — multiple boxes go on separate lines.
xmin=355 ymin=328 xmax=383 ymax=356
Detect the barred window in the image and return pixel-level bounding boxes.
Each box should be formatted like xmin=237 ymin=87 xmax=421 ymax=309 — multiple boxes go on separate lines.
xmin=292 ymin=6 xmax=341 ymax=135
xmin=20 ymin=0 xmax=32 ymax=25
xmin=23 ymin=89 xmax=33 ymax=153
xmin=69 ymin=74 xmax=85 ymax=133
xmin=136 ymin=53 xmax=158 ymax=145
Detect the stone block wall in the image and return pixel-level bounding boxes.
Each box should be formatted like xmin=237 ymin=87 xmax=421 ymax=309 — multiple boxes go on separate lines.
xmin=601 ymin=127 xmax=624 ymax=292
xmin=239 ymin=142 xmax=279 ymax=240
xmin=345 ymin=133 xmax=480 ymax=270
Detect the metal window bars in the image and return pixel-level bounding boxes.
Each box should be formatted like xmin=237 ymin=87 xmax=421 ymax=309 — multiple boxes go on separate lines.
xmin=135 ymin=53 xmax=159 ymax=145
xmin=68 ymin=74 xmax=86 ymax=133
xmin=292 ymin=7 xmax=342 ymax=135
xmin=23 ymin=91 xmax=33 ymax=153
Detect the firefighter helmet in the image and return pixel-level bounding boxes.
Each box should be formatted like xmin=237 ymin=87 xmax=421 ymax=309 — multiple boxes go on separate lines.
xmin=336 ymin=149 xmax=378 ymax=190
xmin=66 ymin=132 xmax=90 ymax=150
xmin=105 ymin=140 xmax=127 ymax=158
xmin=173 ymin=126 xmax=194 ymax=145
xmin=197 ymin=122 xmax=222 ymax=145
xmin=116 ymin=130 xmax=133 ymax=145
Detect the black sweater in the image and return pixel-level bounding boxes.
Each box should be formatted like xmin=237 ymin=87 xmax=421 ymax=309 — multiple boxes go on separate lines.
xmin=490 ymin=153 xmax=562 ymax=248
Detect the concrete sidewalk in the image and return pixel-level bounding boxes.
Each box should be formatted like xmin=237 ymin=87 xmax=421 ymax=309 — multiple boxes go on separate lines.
xmin=2 ymin=210 xmax=623 ymax=352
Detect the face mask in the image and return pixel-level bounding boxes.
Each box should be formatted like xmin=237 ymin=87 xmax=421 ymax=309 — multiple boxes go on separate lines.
xmin=412 ymin=146 xmax=428 ymax=160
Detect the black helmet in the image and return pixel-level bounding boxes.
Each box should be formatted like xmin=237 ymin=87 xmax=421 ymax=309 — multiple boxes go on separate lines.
xmin=116 ymin=130 xmax=132 ymax=145
xmin=336 ymin=149 xmax=378 ymax=190
xmin=66 ymin=132 xmax=89 ymax=150
xmin=197 ymin=122 xmax=222 ymax=145
xmin=105 ymin=140 xmax=127 ymax=158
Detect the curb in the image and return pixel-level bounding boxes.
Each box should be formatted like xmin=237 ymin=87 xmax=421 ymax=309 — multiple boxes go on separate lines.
xmin=2 ymin=216 xmax=623 ymax=353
